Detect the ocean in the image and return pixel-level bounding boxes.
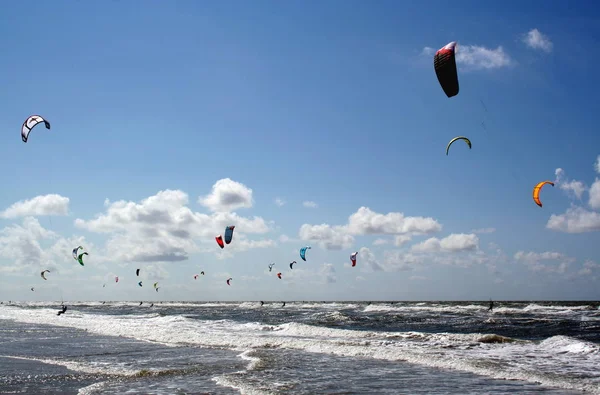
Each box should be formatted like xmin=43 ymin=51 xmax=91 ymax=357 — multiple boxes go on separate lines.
xmin=0 ymin=301 xmax=598 ymax=394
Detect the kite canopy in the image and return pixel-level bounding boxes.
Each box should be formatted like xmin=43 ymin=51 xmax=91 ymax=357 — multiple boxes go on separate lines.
xmin=77 ymin=252 xmax=88 ymax=266
xmin=300 ymin=246 xmax=311 ymax=261
xmin=21 ymin=115 xmax=51 ymax=143
xmin=350 ymin=252 xmax=358 ymax=267
xmin=434 ymin=42 xmax=459 ymax=98
xmin=446 ymin=136 xmax=472 ymax=156
xmin=224 ymin=226 xmax=235 ymax=244
xmin=72 ymin=246 xmax=83 ymax=260
xmin=533 ymin=181 xmax=554 ymax=207
xmin=41 ymin=270 xmax=50 ymax=280
xmin=277 ymin=272 xmax=282 ymax=279
xmin=215 ymin=235 xmax=225 ymax=249
xmin=227 ymin=277 xmax=232 ymax=286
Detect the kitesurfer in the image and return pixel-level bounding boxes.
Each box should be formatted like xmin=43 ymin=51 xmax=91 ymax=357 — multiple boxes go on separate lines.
xmin=282 ymin=302 xmax=286 ymax=307
xmin=260 ymin=301 xmax=264 ymax=306
xmin=57 ymin=305 xmax=67 ymax=316
xmin=488 ymin=300 xmax=494 ymax=312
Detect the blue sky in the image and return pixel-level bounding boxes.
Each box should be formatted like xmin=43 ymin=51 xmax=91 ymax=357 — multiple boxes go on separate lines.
xmin=1 ymin=1 xmax=599 ymax=301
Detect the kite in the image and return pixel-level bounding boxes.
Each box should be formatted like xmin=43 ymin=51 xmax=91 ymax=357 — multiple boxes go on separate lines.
xmin=446 ymin=136 xmax=471 ymax=156
xmin=533 ymin=181 xmax=554 ymax=207
xmin=21 ymin=115 xmax=51 ymax=143
xmin=434 ymin=41 xmax=459 ymax=98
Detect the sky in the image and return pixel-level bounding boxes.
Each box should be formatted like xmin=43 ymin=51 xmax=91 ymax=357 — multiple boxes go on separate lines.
xmin=1 ymin=0 xmax=600 ymax=301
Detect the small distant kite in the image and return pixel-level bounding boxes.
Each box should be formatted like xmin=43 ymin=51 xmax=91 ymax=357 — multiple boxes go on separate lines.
xmin=227 ymin=278 xmax=232 ymax=286
xmin=300 ymin=246 xmax=311 ymax=261
xmin=21 ymin=115 xmax=51 ymax=143
xmin=277 ymin=272 xmax=282 ymax=279
xmin=446 ymin=136 xmax=471 ymax=156
xmin=77 ymin=252 xmax=88 ymax=266
xmin=41 ymin=270 xmax=50 ymax=280
xmin=533 ymin=181 xmax=554 ymax=207
xmin=350 ymin=252 xmax=358 ymax=267
xmin=224 ymin=226 xmax=235 ymax=244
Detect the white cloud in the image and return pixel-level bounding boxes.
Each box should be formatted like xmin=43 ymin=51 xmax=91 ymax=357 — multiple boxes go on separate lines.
xmin=1 ymin=194 xmax=70 ymax=218
xmin=346 ymin=207 xmax=442 ymax=236
xmin=420 ymin=43 xmax=513 ymax=71
xmin=302 ymin=201 xmax=318 ymax=208
xmin=0 ymin=217 xmax=95 ymax=277
xmin=514 ymin=251 xmax=574 ymax=274
xmin=421 ymin=47 xmax=435 ymax=57
xmin=298 ymin=224 xmax=354 ymax=250
xmin=547 ymin=206 xmax=600 ymax=233
xmin=75 ymin=188 xmax=271 ymax=263
xmin=522 ymin=28 xmax=553 ymax=53
xmin=0 ymin=217 xmax=57 ymax=270
xmin=373 ymin=238 xmax=389 ymax=246
xmin=588 ymin=179 xmax=600 ymax=210
xmin=547 ymin=155 xmax=600 ymax=232
xmin=274 ymin=198 xmax=285 ymax=207
xmin=198 ymin=178 xmax=253 ymax=212
xmin=394 ymin=235 xmax=412 ymax=247
xmin=555 ymin=168 xmax=587 ymax=199
xmin=320 ymin=263 xmax=336 ymax=284
xmin=456 ymin=45 xmax=512 ymax=70
xmin=578 ymin=260 xmax=600 ymax=277
xmin=299 ymin=207 xmax=441 ymax=251
xmin=359 ymin=247 xmax=384 ymax=272
xmin=411 ymin=233 xmax=479 ymax=253
xmin=471 ymin=227 xmax=496 ymax=234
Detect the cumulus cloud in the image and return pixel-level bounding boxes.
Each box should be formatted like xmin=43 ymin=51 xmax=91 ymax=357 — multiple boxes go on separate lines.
xmin=0 ymin=217 xmax=56 ymax=270
xmin=75 ymin=188 xmax=271 ymax=263
xmin=320 ymin=263 xmax=336 ymax=284
xmin=411 ymin=233 xmax=479 ymax=253
xmin=578 ymin=260 xmax=600 ymax=278
xmin=373 ymin=238 xmax=388 ymax=246
xmin=274 ymin=198 xmax=285 ymax=207
xmin=555 ymin=168 xmax=587 ymax=199
xmin=346 ymin=207 xmax=442 ymax=236
xmin=302 ymin=201 xmax=318 ymax=208
xmin=547 ymin=206 xmax=600 ymax=233
xmin=299 ymin=207 xmax=441 ymax=250
xmin=299 ymin=224 xmax=354 ymax=250
xmin=1 ymin=194 xmax=70 ymax=218
xmin=589 ymin=179 xmax=600 ymax=210
xmin=422 ymin=43 xmax=512 ymax=70
xmin=0 ymin=217 xmax=94 ymax=276
xmin=359 ymin=247 xmax=384 ymax=272
xmin=394 ymin=235 xmax=412 ymax=247
xmin=456 ymin=45 xmax=512 ymax=70
xmin=198 ymin=178 xmax=253 ymax=212
xmin=522 ymin=28 xmax=553 ymax=53
xmin=547 ymin=154 xmax=600 ymax=233
xmin=514 ymin=251 xmax=574 ymax=274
